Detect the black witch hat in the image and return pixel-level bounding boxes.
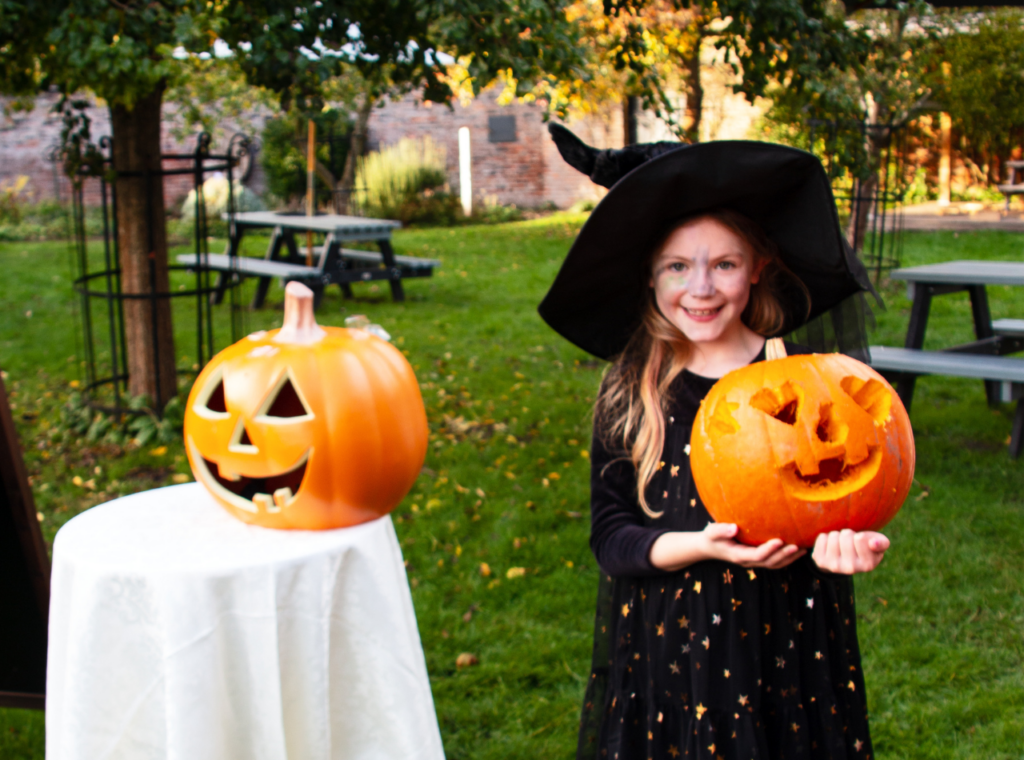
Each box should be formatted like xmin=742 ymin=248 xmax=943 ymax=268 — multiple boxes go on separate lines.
xmin=541 ymin=125 xmax=876 ymax=361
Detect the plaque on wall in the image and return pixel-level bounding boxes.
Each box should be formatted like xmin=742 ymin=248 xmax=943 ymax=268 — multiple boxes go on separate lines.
xmin=0 ymin=371 xmax=49 ymax=710
xmin=488 ymin=115 xmax=517 ymax=143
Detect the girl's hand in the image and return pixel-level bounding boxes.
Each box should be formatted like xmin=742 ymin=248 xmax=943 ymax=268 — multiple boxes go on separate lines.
xmin=811 ymin=529 xmax=889 ymax=575
xmin=701 ymin=523 xmax=805 ymax=569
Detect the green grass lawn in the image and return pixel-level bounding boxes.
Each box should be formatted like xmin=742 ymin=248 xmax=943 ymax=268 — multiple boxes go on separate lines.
xmin=1 ymin=220 xmax=1023 ymax=758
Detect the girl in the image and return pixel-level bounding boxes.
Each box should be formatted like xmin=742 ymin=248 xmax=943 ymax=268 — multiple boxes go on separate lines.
xmin=540 ymin=141 xmax=888 ymax=759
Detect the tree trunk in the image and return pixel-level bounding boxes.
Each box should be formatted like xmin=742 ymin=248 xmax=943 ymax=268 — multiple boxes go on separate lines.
xmin=682 ymin=23 xmax=704 ymax=143
xmin=623 ymin=95 xmax=640 ymax=146
xmin=337 ymin=90 xmax=376 ymax=214
xmin=847 ymin=171 xmax=877 ymax=254
xmin=111 ymin=86 xmax=177 ymax=409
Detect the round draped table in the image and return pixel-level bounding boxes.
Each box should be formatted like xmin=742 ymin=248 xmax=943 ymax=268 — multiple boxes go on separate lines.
xmin=46 ymin=483 xmax=445 ymax=760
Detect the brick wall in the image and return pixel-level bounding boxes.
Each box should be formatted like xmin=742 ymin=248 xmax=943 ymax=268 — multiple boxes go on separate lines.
xmin=0 ymin=93 xmax=267 ymax=209
xmin=368 ymin=88 xmax=613 ymax=209
xmin=4 ymin=88 xmax=707 ymax=211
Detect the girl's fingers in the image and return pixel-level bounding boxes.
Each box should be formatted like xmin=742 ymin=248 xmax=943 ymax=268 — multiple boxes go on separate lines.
xmin=853 ymin=532 xmax=876 ymax=570
xmin=866 ymin=532 xmax=891 ymax=553
xmin=838 ymin=529 xmax=857 ymax=574
xmin=705 ymin=522 xmax=739 ymax=540
xmin=825 ymin=530 xmax=842 ymax=569
xmin=811 ymin=533 xmax=828 ymax=568
xmin=811 ymin=530 xmax=891 ymax=574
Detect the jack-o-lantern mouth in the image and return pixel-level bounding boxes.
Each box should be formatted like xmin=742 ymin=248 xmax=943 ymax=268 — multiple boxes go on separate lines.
xmin=779 ymin=445 xmax=883 ymax=501
xmin=187 ymin=437 xmax=310 ymax=515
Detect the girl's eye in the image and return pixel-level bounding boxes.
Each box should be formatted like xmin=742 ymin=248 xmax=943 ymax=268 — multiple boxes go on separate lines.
xmin=668 ymin=262 xmax=687 ymax=272
xmin=717 ymin=261 xmax=736 ymax=270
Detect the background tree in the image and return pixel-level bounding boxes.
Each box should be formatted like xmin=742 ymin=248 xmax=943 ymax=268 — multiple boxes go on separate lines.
xmin=762 ymin=2 xmax=936 ymax=248
xmin=924 ymin=8 xmax=1024 ymax=185
xmin=538 ymin=0 xmax=706 ymax=144
xmin=563 ymin=0 xmax=862 ymax=144
xmin=0 ymin=0 xmax=587 ymax=406
xmin=0 ymin=0 xmax=220 ymax=408
xmin=218 ymin=0 xmax=588 ymax=208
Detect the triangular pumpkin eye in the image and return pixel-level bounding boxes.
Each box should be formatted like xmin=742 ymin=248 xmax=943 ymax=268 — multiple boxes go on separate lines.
xmin=265 ymin=378 xmax=308 ymax=418
xmin=239 ymin=427 xmax=253 ymax=446
xmin=206 ymin=379 xmax=227 ymax=413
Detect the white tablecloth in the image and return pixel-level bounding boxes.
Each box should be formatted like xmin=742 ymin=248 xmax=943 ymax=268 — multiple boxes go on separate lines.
xmin=46 ymin=483 xmax=445 ymax=760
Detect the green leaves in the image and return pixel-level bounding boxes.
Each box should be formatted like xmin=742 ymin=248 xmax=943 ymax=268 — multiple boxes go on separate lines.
xmin=925 ymin=9 xmax=1024 ymax=163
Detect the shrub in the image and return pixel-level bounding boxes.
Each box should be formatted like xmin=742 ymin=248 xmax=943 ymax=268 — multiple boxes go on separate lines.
xmin=470 ymin=195 xmax=524 ymax=224
xmin=355 ymin=137 xmax=460 ymax=225
xmin=260 ymin=109 xmax=352 ymax=208
xmin=180 ymin=176 xmax=265 ymax=222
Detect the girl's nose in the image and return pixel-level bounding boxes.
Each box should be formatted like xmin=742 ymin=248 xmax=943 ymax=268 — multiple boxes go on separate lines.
xmin=688 ymin=266 xmax=716 ymax=297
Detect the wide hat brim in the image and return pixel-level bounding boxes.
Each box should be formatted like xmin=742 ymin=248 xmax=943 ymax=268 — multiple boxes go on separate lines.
xmin=538 ymin=140 xmax=873 ymax=360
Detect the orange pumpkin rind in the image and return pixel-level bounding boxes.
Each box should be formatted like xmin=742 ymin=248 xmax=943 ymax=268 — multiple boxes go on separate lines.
xmin=690 ymin=352 xmax=915 ymax=548
xmin=184 ymin=282 xmax=428 ymax=530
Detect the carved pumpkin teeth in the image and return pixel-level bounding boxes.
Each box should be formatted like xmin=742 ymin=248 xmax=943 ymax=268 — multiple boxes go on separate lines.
xmin=189 ymin=439 xmax=310 ymax=516
xmin=253 ymin=493 xmax=275 ymax=512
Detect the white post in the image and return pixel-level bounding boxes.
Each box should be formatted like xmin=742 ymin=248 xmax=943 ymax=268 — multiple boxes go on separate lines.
xmin=458 ymin=127 xmax=472 ymax=217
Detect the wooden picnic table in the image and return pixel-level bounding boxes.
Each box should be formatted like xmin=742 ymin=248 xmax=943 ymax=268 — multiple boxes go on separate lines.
xmin=868 ymin=260 xmax=1024 ymax=457
xmin=178 ymin=211 xmax=438 ymax=309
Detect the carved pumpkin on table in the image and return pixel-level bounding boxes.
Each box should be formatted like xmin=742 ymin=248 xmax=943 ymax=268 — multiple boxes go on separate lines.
xmin=690 ymin=342 xmax=915 ymax=548
xmin=184 ymin=282 xmax=428 ymax=530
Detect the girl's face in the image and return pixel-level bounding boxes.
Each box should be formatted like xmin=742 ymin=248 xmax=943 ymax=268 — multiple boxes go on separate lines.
xmin=650 ymin=218 xmax=764 ymax=344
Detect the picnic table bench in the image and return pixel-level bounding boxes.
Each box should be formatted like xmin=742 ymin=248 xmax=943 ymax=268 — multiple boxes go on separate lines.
xmin=867 ymin=260 xmax=1024 ymax=457
xmin=996 ymin=159 xmax=1024 ymax=212
xmin=176 ymin=211 xmax=439 ymax=309
xmin=869 ymin=347 xmax=1024 ymax=457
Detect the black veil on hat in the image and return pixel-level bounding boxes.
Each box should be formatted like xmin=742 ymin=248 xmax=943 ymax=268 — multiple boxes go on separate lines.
xmin=540 ymin=126 xmax=877 ymax=361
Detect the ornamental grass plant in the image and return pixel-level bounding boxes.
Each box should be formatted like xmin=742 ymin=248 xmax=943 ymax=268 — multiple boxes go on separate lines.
xmin=0 ymin=219 xmax=1023 ymax=758
xmin=355 ymin=136 xmax=461 ymax=225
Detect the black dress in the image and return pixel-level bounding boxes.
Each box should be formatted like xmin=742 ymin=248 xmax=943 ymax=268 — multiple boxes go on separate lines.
xmin=578 ymin=344 xmax=873 ymax=760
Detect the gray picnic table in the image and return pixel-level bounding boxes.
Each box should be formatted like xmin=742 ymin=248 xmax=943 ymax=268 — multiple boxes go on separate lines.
xmin=177 ymin=211 xmax=438 ymax=308
xmin=868 ymin=259 xmax=1024 ymax=457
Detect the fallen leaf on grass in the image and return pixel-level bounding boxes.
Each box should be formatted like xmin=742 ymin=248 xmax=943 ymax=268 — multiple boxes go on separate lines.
xmin=172 ymin=473 xmax=191 ymax=484
xmin=479 ymin=562 xmax=491 ymax=577
xmin=149 ymin=446 xmax=168 ymax=457
xmin=456 ymin=652 xmax=478 ymax=668
xmin=506 ymin=567 xmax=526 ymax=579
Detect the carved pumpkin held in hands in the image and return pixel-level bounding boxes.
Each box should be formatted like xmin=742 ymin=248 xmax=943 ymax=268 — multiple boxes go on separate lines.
xmin=184 ymin=282 xmax=428 ymax=530
xmin=690 ymin=342 xmax=915 ymax=548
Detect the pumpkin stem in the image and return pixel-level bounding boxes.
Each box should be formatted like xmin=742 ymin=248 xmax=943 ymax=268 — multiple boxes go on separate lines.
xmin=765 ymin=337 xmax=787 ymax=360
xmin=275 ymin=282 xmax=326 ymax=344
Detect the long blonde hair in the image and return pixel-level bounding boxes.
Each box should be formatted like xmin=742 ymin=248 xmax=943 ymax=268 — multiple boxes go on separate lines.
xmin=594 ymin=209 xmax=806 ymax=517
